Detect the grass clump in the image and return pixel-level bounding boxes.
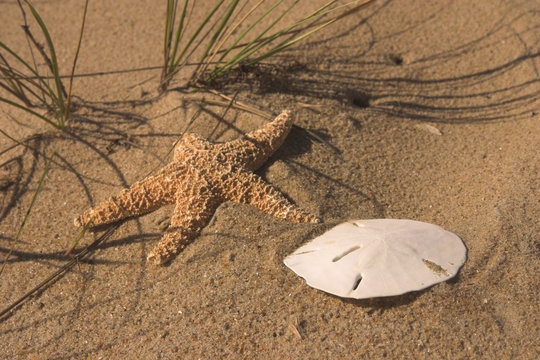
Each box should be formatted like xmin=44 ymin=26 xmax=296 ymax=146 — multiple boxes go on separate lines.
xmin=0 ymin=0 xmax=88 ymax=129
xmin=160 ymin=0 xmax=375 ymax=91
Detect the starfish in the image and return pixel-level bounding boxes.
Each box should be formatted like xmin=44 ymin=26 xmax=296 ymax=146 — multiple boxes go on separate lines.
xmin=74 ymin=110 xmax=319 ymax=264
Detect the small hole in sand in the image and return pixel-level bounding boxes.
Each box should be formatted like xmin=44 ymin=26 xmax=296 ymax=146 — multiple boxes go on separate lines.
xmin=389 ymin=54 xmax=403 ymax=65
xmin=349 ymin=92 xmax=371 ymax=108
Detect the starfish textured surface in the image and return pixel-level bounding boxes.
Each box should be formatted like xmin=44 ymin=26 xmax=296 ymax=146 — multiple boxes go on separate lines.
xmin=75 ymin=110 xmax=319 ymax=264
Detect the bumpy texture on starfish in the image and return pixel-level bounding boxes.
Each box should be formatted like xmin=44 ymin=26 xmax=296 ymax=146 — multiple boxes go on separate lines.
xmin=75 ymin=110 xmax=319 ymax=264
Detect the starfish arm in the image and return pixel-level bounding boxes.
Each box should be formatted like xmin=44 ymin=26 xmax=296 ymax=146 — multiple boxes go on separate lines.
xmin=173 ymin=133 xmax=213 ymax=161
xmin=146 ymin=184 xmax=220 ymax=265
xmin=220 ymin=166 xmax=319 ymax=224
xmin=214 ymin=110 xmax=293 ymax=171
xmin=74 ymin=172 xmax=179 ymax=227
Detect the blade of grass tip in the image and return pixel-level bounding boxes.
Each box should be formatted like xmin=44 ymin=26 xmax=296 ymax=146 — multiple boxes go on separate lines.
xmin=0 ymin=152 xmax=55 ymax=277
xmin=210 ymin=0 xmax=299 ymax=80
xmin=24 ymin=0 xmax=65 ymax=126
xmin=167 ymin=0 xmax=190 ymax=75
xmin=170 ymin=0 xmax=225 ymax=71
xmin=0 ymin=96 xmax=59 ymax=128
xmin=190 ymin=0 xmax=240 ymax=81
xmin=64 ymin=220 xmax=91 ymax=255
xmin=64 ymin=0 xmax=89 ymax=125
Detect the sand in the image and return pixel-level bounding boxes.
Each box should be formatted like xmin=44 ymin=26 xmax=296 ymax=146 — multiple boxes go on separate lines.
xmin=0 ymin=0 xmax=538 ymax=359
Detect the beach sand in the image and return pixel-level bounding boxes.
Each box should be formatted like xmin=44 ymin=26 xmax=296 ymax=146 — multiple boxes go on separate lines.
xmin=0 ymin=0 xmax=538 ymax=358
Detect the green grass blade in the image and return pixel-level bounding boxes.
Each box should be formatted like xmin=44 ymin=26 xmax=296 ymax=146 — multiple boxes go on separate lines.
xmin=64 ymin=0 xmax=89 ymax=125
xmin=235 ymin=0 xmax=337 ymax=57
xmin=64 ymin=221 xmax=91 ymax=256
xmin=168 ymin=0 xmax=190 ymax=74
xmin=0 ymin=52 xmax=49 ymax=106
xmin=231 ymin=0 xmax=298 ymax=59
xmin=0 ymin=72 xmax=49 ymax=106
xmin=164 ymin=0 xmax=176 ymax=61
xmin=0 ymin=128 xmax=26 ymax=154
xmin=165 ymin=0 xmax=178 ymax=72
xmin=209 ymin=0 xmax=300 ymax=79
xmin=0 ymin=75 xmax=27 ymax=103
xmin=245 ymin=17 xmax=337 ymax=65
xmin=0 ymin=56 xmax=28 ymax=102
xmin=0 ymin=95 xmax=59 ymax=128
xmin=211 ymin=0 xmax=369 ymax=80
xmin=24 ymin=0 xmax=65 ymax=124
xmin=190 ymin=0 xmax=240 ymax=81
xmin=162 ymin=0 xmax=374 ymax=88
xmin=214 ymin=0 xmax=283 ymax=68
xmin=163 ymin=0 xmax=176 ymax=73
xmin=171 ymin=0 xmax=225 ymax=70
xmin=197 ymin=0 xmax=267 ymax=81
xmin=0 ymin=41 xmax=60 ymax=106
xmin=0 ymin=152 xmax=55 ymax=276
xmin=199 ymin=0 xmax=239 ymax=62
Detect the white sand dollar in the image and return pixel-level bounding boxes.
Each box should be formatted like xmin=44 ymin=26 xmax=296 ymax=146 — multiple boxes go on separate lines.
xmin=284 ymin=219 xmax=467 ymax=299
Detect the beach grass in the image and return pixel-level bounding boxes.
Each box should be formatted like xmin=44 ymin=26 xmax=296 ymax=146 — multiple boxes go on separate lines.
xmin=159 ymin=0 xmax=375 ymax=91
xmin=0 ymin=0 xmax=88 ymax=129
